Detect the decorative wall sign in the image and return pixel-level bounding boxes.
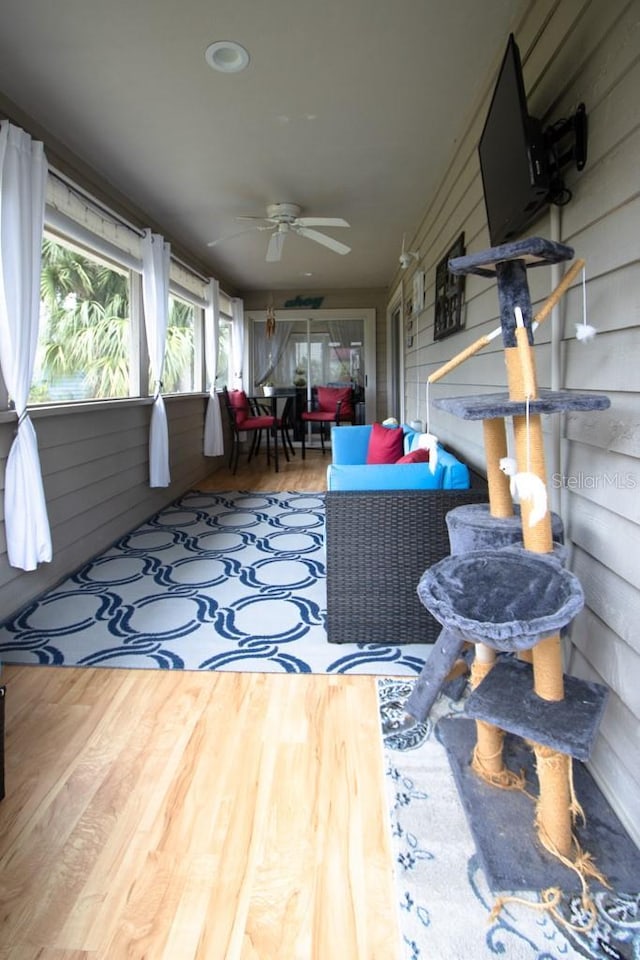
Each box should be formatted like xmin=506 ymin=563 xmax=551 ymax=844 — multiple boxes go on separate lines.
xmin=434 ymin=232 xmax=465 ymax=340
xmin=284 ymin=294 xmax=324 ymax=309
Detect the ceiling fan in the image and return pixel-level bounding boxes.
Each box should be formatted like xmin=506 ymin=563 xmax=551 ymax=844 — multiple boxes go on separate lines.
xmin=207 ymin=202 xmax=351 ymax=261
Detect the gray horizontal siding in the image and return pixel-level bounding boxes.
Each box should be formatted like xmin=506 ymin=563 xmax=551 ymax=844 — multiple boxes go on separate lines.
xmin=0 ymin=396 xmax=225 ymax=619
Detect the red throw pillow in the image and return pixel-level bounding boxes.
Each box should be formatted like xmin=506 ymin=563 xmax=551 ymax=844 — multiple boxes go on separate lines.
xmin=366 ymin=422 xmax=405 ymax=464
xmin=396 ymin=449 xmax=430 ymax=464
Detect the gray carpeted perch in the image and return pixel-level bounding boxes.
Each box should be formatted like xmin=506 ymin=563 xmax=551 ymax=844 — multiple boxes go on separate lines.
xmin=417 ymin=546 xmax=584 ymax=652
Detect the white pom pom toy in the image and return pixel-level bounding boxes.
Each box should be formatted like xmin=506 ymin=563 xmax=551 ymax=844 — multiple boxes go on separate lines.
xmin=575 ymin=322 xmax=597 ymax=342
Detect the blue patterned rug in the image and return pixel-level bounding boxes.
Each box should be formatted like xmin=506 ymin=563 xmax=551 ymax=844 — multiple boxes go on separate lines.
xmin=380 ymin=679 xmax=640 ymax=960
xmin=0 ymin=491 xmax=431 ymax=675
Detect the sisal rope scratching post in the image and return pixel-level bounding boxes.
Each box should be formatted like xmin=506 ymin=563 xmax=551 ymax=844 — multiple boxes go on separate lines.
xmin=470 ymin=645 xmax=509 ymax=783
xmin=471 ymin=418 xmax=513 ymax=781
xmin=484 ymin=416 xmax=534 ymax=670
xmin=506 ymin=307 xmax=572 ymax=858
xmin=483 ymin=419 xmax=513 ymax=518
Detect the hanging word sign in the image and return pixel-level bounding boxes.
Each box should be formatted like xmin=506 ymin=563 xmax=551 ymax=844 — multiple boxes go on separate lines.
xmin=283 ymin=295 xmax=324 ymax=309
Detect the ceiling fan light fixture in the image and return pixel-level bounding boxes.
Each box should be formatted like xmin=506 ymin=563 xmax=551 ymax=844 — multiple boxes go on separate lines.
xmin=205 ymin=41 xmax=250 ymax=74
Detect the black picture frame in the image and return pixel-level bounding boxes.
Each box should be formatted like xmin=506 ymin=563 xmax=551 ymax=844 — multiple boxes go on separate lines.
xmin=434 ymin=232 xmax=466 ymax=341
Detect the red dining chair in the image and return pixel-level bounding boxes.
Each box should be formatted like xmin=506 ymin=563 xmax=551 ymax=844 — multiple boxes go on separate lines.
xmin=222 ymin=387 xmax=278 ymax=473
xmin=251 ymin=394 xmax=296 ymax=463
xmin=300 ymin=385 xmax=354 ymax=459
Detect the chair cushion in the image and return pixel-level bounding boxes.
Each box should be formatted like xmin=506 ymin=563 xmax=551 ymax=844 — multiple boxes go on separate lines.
xmin=327 ymin=461 xmax=444 ymax=490
xmin=302 ymin=409 xmax=338 ymax=422
xmin=228 ymin=389 xmax=249 ymax=425
xmin=243 ymin=415 xmax=275 ymax=429
xmin=316 ymin=385 xmax=354 ymax=420
xmin=366 ymin=422 xmax=405 ymax=464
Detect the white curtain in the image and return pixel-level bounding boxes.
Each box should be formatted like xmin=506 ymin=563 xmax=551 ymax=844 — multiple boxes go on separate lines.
xmin=142 ymin=229 xmax=171 ymax=487
xmin=253 ymin=319 xmax=294 ymax=385
xmin=0 ymin=121 xmax=52 ymax=571
xmin=231 ymin=297 xmax=245 ymax=390
xmin=203 ymin=278 xmax=223 ymax=456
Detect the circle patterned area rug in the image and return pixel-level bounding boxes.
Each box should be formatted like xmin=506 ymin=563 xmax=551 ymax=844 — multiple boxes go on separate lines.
xmin=0 ymin=491 xmax=431 ymax=675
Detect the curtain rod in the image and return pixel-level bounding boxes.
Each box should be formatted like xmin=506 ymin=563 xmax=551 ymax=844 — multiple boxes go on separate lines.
xmin=48 ymin=165 xmax=216 ymax=288
xmin=48 ymin=166 xmax=146 ymax=238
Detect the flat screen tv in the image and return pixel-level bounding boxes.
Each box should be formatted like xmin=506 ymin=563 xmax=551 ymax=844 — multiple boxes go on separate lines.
xmin=478 ymin=34 xmax=550 ymax=246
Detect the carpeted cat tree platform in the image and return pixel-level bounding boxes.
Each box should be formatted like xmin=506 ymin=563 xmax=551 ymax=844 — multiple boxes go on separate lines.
xmin=405 ymin=237 xmax=640 ymax=901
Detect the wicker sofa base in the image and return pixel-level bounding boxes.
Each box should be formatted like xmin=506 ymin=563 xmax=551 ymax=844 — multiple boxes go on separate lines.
xmin=325 ymin=485 xmax=488 ymax=645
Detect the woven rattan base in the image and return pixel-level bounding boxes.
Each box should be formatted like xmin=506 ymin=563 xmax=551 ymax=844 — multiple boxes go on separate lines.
xmin=325 ymin=483 xmax=487 ymax=645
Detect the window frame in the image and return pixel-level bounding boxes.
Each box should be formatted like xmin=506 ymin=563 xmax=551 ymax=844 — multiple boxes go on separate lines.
xmin=32 ymin=229 xmax=136 ymax=405
xmin=216 ymin=307 xmax=234 ymax=392
xmin=0 ymin=172 xmax=232 ymax=419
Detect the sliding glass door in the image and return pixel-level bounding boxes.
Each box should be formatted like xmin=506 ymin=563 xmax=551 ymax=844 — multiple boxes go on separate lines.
xmin=248 ymin=308 xmax=376 ymax=428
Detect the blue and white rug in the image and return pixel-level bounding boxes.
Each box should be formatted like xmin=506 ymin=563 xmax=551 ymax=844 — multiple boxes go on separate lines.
xmin=380 ymin=679 xmax=640 ymax=960
xmin=0 ymin=491 xmax=430 ymax=675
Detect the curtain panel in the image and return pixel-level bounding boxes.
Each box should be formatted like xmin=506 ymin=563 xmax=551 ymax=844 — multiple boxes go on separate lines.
xmin=204 ymin=278 xmax=223 ymax=457
xmin=0 ymin=121 xmax=52 ymax=571
xmin=142 ymin=230 xmax=171 ymax=487
xmin=231 ymin=298 xmax=245 ymax=390
xmin=253 ymin=320 xmax=294 ymax=386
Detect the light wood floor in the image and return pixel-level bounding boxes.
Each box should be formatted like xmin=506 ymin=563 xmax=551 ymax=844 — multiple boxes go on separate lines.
xmin=0 ymin=449 xmax=401 ymax=959
xmin=196 ymin=445 xmax=329 ymax=493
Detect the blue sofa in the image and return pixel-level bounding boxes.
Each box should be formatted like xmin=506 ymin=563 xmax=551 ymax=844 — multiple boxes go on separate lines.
xmin=326 ymin=424 xmax=470 ymax=491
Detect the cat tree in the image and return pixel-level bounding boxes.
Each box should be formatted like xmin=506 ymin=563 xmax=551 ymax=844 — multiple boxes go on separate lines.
xmin=405 ymin=237 xmax=640 ymax=902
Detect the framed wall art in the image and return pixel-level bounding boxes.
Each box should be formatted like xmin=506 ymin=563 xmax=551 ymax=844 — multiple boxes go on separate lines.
xmin=434 ymin=232 xmax=466 ymax=341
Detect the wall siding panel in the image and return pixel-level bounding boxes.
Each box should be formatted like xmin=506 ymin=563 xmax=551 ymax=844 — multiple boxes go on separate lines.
xmin=564 ymin=391 xmax=640 ymax=458
xmin=571 ymin=546 xmax=640 ymax=655
xmin=0 ymin=396 xmax=222 ymax=620
xmin=569 ymin=495 xmax=639 ymax=588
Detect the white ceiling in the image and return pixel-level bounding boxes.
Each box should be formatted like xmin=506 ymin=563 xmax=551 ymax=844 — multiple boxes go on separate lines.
xmin=0 ymin=0 xmax=528 ymax=293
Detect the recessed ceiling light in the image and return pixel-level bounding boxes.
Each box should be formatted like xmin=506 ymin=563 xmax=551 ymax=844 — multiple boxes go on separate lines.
xmin=205 ymin=41 xmax=250 ymax=74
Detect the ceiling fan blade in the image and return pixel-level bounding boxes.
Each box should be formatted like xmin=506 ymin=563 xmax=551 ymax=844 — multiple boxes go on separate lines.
xmin=266 ymin=230 xmax=285 ymax=261
xmin=295 ymin=217 xmax=350 ymax=228
xmin=207 ymin=226 xmax=260 ymax=247
xmin=207 ymin=224 xmax=274 ymax=247
xmin=295 ymin=226 xmax=351 ymax=255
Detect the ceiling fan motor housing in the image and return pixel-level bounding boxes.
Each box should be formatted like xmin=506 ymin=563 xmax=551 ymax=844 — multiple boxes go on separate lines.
xmin=266 ymin=202 xmax=302 ymax=222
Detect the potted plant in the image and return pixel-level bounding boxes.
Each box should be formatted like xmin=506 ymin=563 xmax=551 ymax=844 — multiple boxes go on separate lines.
xmin=262 ymin=380 xmax=275 ymax=396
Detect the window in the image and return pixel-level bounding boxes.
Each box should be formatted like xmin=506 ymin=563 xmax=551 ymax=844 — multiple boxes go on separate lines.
xmin=30 ymin=234 xmax=132 ymax=403
xmin=164 ymin=295 xmax=196 ymax=393
xmin=29 ymin=232 xmax=212 ymax=404
xmin=20 ymin=173 xmax=224 ymax=408
xmin=217 ymin=315 xmax=233 ymax=389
